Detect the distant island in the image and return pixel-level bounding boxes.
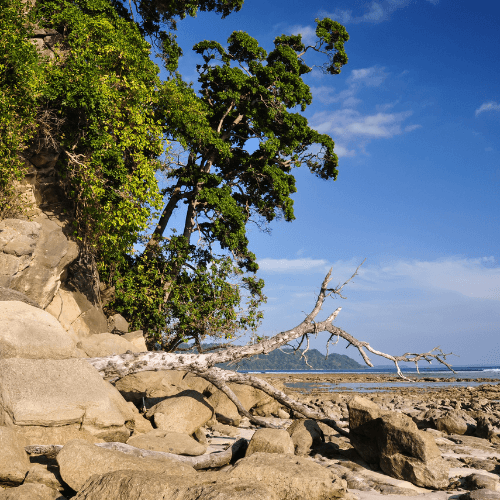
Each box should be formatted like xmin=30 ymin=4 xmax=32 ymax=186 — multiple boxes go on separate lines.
xmin=179 ymin=344 xmax=364 ymax=371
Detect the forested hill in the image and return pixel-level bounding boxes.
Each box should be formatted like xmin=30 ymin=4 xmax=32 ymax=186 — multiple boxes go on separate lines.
xmin=217 ymin=348 xmax=363 ymax=371
xmin=180 ymin=345 xmax=363 ymax=370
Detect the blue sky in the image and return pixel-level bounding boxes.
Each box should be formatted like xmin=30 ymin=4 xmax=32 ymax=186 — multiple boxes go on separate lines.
xmin=161 ymin=0 xmax=499 ymax=366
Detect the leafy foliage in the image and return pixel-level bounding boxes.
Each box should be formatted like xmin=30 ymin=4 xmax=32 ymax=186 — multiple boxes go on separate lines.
xmin=2 ymin=0 xmax=349 ymax=352
xmin=0 ymin=0 xmax=40 ymax=218
xmin=35 ymin=0 xmax=166 ymax=264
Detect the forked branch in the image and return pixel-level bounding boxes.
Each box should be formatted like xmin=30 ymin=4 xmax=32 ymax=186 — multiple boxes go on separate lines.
xmin=86 ymin=265 xmax=453 ymax=428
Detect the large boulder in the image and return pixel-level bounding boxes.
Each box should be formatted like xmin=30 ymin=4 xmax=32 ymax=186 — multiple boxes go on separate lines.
xmin=45 ymin=286 xmax=108 ymax=340
xmin=57 ymin=439 xmax=196 ymax=492
xmin=0 ymin=358 xmax=137 ymax=443
xmin=229 ymin=452 xmax=347 ymax=500
xmin=0 ymin=427 xmax=30 ymax=486
xmin=114 ymin=370 xmax=186 ymax=405
xmin=1 ymin=217 xmax=78 ymax=309
xmin=145 ymin=390 xmax=214 ymax=435
xmin=207 ymin=384 xmax=275 ymax=425
xmin=73 ymin=470 xmax=276 ymax=500
xmin=435 ymin=411 xmax=469 ymax=435
xmin=348 ymin=396 xmax=449 ymax=489
xmin=127 ymin=430 xmax=207 ymax=456
xmin=245 ymin=428 xmax=294 ymax=457
xmin=287 ymin=419 xmax=324 ymax=456
xmin=0 ymin=301 xmax=80 ymax=359
xmin=122 ymin=330 xmax=147 ymax=352
xmin=73 ymin=453 xmax=347 ymax=500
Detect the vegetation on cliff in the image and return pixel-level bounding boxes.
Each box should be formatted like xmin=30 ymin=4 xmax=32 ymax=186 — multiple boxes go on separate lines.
xmin=0 ymin=0 xmax=350 ymax=351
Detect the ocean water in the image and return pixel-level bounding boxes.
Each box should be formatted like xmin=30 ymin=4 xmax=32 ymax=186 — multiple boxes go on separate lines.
xmin=244 ymin=366 xmax=500 ymax=393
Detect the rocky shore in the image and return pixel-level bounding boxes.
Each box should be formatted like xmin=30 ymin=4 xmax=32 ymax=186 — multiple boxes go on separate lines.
xmin=1 ymin=299 xmax=500 ymax=499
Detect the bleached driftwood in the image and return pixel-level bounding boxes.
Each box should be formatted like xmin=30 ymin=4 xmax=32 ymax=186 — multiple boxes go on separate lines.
xmin=25 ymin=438 xmax=248 ymax=470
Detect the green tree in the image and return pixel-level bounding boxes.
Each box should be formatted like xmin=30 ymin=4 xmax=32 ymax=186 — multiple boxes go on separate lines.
xmin=1 ymin=0 xmax=349 ymax=353
xmin=115 ymin=19 xmax=350 ymax=350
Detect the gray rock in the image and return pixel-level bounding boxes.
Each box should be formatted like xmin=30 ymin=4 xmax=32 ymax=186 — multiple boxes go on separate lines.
xmin=348 ymin=396 xmax=449 ymax=489
xmin=57 ymin=439 xmax=196 ymax=492
xmin=0 ymin=287 xmax=40 ymax=308
xmin=0 ymin=301 xmax=79 ymax=359
xmin=465 ymin=473 xmax=500 ymax=492
xmin=245 ymin=428 xmax=294 ymax=457
xmin=435 ymin=411 xmax=471 ymax=435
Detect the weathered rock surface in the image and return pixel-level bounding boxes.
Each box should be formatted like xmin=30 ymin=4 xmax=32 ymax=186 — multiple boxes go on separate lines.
xmin=45 ymin=287 xmax=108 ymax=340
xmin=145 ymin=390 xmax=214 ymax=435
xmin=115 ymin=370 xmax=187 ymax=405
xmin=107 ymin=313 xmax=129 ymax=334
xmin=77 ymin=333 xmax=139 ymax=357
xmin=1 ymin=217 xmax=79 ymax=309
xmin=0 ymin=301 xmax=80 ymax=359
xmin=287 ymin=418 xmax=324 ymax=455
xmin=127 ymin=430 xmax=207 ymax=456
xmin=435 ymin=411 xmax=470 ymax=435
xmin=0 ymin=287 xmax=40 ymax=308
xmin=73 ymin=470 xmax=276 ymax=500
xmin=229 ymin=452 xmax=347 ymax=499
xmin=122 ymin=330 xmax=147 ymax=352
xmin=24 ymin=463 xmax=66 ymax=492
xmin=0 ymin=483 xmax=61 ymax=500
xmin=348 ymin=396 xmax=449 ymax=489
xmin=57 ymin=439 xmax=196 ymax=492
xmin=0 ymin=358 xmax=136 ymax=443
xmin=245 ymin=428 xmax=294 ymax=457
xmin=0 ymin=427 xmax=30 ymax=486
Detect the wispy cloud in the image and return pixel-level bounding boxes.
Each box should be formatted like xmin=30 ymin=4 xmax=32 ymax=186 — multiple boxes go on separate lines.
xmin=260 ymin=256 xmax=500 ymax=301
xmin=310 ymin=65 xmax=388 ymax=109
xmin=356 ymin=256 xmax=500 ymax=300
xmin=258 ymin=257 xmax=330 ymax=273
xmin=475 ymin=101 xmax=500 ymax=117
xmin=321 ymin=0 xmax=438 ymax=25
xmin=311 ymin=109 xmax=416 ymax=139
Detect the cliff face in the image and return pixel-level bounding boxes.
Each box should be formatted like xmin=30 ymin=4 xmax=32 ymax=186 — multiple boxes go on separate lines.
xmin=0 ymin=27 xmax=109 ymax=338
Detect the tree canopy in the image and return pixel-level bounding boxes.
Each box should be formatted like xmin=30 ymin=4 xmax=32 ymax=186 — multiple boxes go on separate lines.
xmin=1 ymin=0 xmax=349 ymax=351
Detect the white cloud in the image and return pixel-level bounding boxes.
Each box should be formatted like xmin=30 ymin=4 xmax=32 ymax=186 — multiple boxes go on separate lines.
xmin=334 ymin=144 xmax=356 ymax=157
xmin=321 ymin=0 xmax=437 ymax=25
xmin=258 ymin=257 xmax=330 ymax=273
xmin=311 ymin=109 xmax=416 ymax=139
xmin=348 ymin=66 xmax=389 ymax=87
xmin=288 ymin=25 xmax=317 ymax=45
xmin=357 ymin=256 xmax=500 ymax=300
xmin=475 ymin=101 xmax=500 ymax=117
xmin=404 ymin=124 xmax=422 ymax=132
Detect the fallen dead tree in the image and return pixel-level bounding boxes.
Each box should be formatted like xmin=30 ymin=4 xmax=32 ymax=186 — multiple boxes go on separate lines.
xmin=85 ymin=265 xmax=454 ymax=432
xmin=26 ymin=438 xmax=248 ymax=470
